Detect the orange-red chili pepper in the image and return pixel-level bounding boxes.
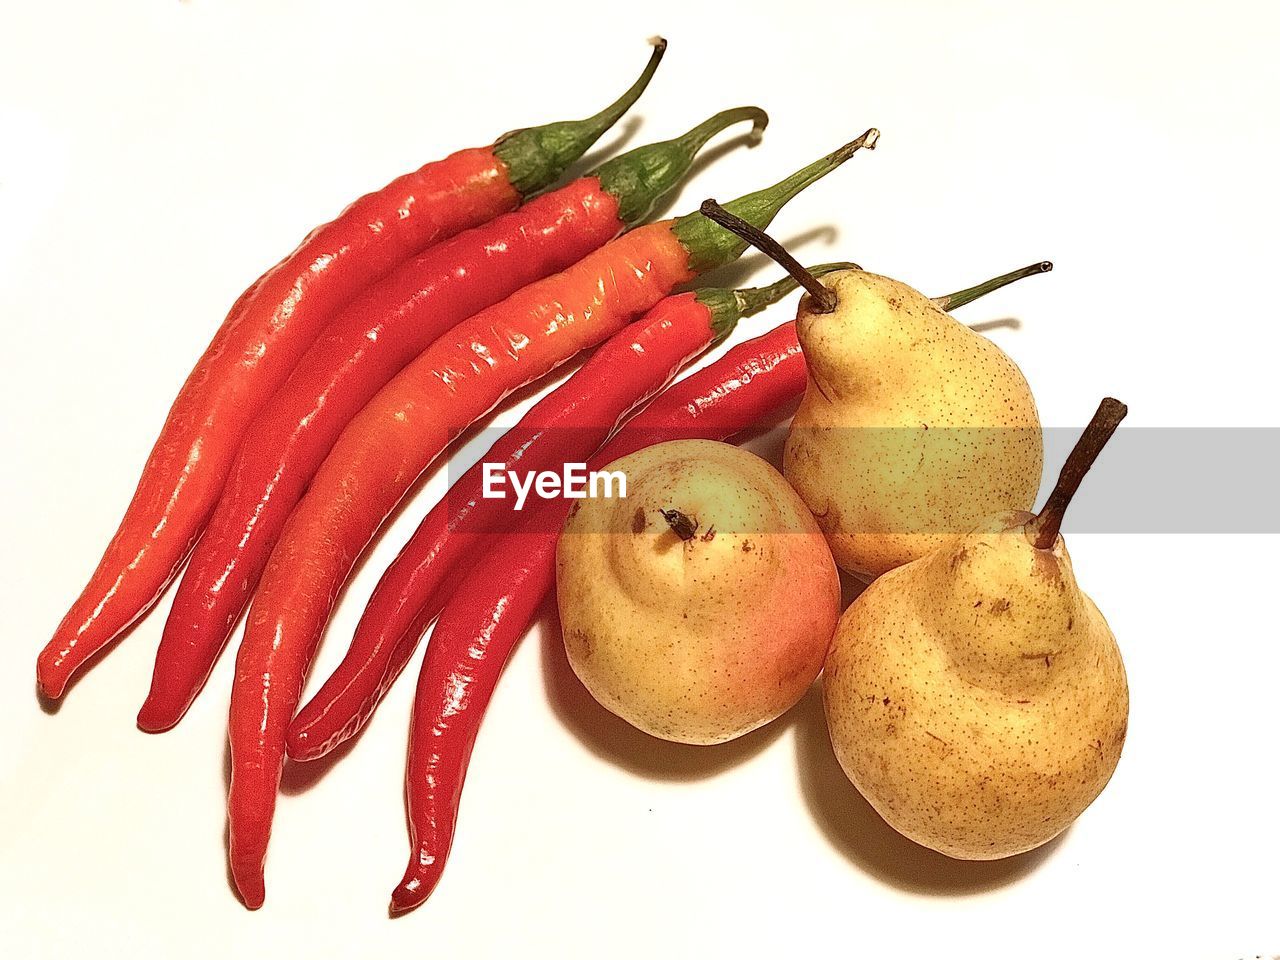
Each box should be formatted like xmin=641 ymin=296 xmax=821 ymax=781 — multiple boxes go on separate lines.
xmin=392 ymin=318 xmax=813 ymax=912
xmin=138 ymin=105 xmax=767 ymax=732
xmin=36 ymin=40 xmax=666 ymax=700
xmin=226 ymin=130 xmax=878 ymax=908
xmin=389 ymin=254 xmax=1054 ymax=909
xmin=285 ymin=265 xmax=854 ymax=763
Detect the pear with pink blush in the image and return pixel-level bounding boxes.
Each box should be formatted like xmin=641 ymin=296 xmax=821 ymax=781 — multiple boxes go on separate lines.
xmin=556 ymin=439 xmax=841 ymax=745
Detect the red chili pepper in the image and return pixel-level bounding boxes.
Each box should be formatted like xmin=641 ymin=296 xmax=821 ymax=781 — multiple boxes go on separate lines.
xmin=286 ymin=265 xmax=854 ymax=763
xmin=35 ymin=41 xmax=666 ymax=701
xmin=389 ymin=255 xmax=1058 ymax=911
xmin=391 ymin=319 xmax=812 ymax=913
xmin=226 ymin=131 xmax=878 ymax=908
xmin=138 ymin=105 xmax=768 ymax=733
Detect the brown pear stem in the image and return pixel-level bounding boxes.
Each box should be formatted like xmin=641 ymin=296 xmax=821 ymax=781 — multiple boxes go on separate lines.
xmin=1028 ymin=398 xmax=1129 ymax=549
xmin=698 ymin=200 xmax=839 ymax=313
xmin=932 ymin=261 xmax=1053 ymax=312
xmin=661 ymin=508 xmax=699 ymax=541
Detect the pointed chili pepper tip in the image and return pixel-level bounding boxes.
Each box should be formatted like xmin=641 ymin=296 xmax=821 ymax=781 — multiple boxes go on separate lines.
xmin=389 ymin=867 xmax=440 ymax=916
xmin=285 ymin=726 xmax=317 ymax=761
xmin=136 ymin=696 xmax=178 ymax=733
xmin=34 ymin=667 xmax=64 ymax=702
xmin=931 ymin=260 xmax=1055 ymax=312
xmin=232 ymin=867 xmax=266 ymax=911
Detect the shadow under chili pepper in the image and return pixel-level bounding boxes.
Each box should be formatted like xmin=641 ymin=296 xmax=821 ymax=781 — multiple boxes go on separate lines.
xmin=644 ymin=131 xmax=771 ymax=222
xmin=561 ymin=116 xmax=644 ymax=184
xmin=791 ymin=683 xmax=1065 ymax=894
xmin=729 ymin=411 xmax=797 ymax=476
xmin=538 ymin=596 xmax=798 ymax=781
xmin=279 ymin=724 xmax=367 ymax=795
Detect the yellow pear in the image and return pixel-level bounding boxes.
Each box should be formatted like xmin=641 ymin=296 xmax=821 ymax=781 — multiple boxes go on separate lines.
xmin=694 ymin=200 xmax=1048 ymax=582
xmin=823 ymin=399 xmax=1130 ymax=859
xmin=557 ymin=440 xmax=840 ymax=745
xmin=783 ymin=266 xmax=1045 ymax=580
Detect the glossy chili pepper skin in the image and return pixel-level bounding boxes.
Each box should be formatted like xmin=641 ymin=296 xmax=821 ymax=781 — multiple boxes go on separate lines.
xmin=391 ymin=254 xmax=1063 ymax=912
xmin=226 ymin=135 xmax=876 ymax=907
xmin=140 ymin=106 xmax=768 ymax=732
xmin=225 ymin=222 xmax=695 ymax=907
xmin=286 ymin=267 xmax=855 ymax=762
xmin=144 ymin=185 xmax=617 ymax=732
xmin=391 ymin=321 xmax=810 ymax=912
xmin=137 ymin=106 xmax=768 ymax=737
xmin=393 ymin=530 xmax=557 ymax=914
xmin=287 ymin=291 xmax=715 ymax=762
xmin=35 ymin=42 xmax=668 ymax=702
xmin=36 ymin=151 xmax=513 ymax=701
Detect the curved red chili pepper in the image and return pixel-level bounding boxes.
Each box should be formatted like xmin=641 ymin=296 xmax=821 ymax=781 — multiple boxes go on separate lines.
xmin=226 ymin=132 xmax=878 ymax=908
xmin=36 ymin=41 xmax=666 ymax=701
xmin=286 ymin=266 xmax=855 ymax=763
xmin=391 ymin=320 xmax=811 ymax=913
xmin=390 ymin=255 xmax=1057 ymax=911
xmin=139 ymin=105 xmax=768 ymax=732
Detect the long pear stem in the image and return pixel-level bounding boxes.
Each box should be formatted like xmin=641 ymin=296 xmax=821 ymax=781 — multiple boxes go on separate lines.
xmin=698 ymin=200 xmax=838 ymax=313
xmin=733 ymin=261 xmax=861 ymax=315
xmin=1028 ymin=398 xmax=1129 ymax=550
xmin=932 ymin=261 xmax=1053 ymax=311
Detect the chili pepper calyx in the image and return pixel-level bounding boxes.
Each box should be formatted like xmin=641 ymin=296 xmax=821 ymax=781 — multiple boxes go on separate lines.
xmin=670 ymin=128 xmax=879 ymax=275
xmin=931 ymin=260 xmax=1053 ymax=311
xmin=594 ymin=106 xmax=769 ymax=227
xmin=494 ymin=38 xmax=667 ymax=197
xmin=695 ymin=262 xmax=861 ymax=342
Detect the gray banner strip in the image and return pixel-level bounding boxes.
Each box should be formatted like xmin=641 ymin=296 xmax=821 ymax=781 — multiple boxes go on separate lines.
xmin=443 ymin=428 xmax=1280 ymax=534
xmin=1037 ymin=427 xmax=1280 ymax=533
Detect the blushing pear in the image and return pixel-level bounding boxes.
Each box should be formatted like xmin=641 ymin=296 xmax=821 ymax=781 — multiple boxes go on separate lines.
xmin=556 ymin=440 xmax=840 ymax=745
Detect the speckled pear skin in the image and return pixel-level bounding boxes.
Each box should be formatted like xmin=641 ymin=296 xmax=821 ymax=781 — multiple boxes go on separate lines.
xmin=557 ymin=440 xmax=841 ymax=745
xmin=783 ymin=270 xmax=1043 ymax=581
xmin=823 ymin=511 xmax=1129 ymax=859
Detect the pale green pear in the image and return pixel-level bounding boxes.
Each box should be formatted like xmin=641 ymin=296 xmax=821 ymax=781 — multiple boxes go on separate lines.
xmin=784 ymin=268 xmax=1044 ymax=581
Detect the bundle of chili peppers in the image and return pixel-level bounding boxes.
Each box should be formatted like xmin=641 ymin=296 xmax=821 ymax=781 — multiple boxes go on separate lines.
xmin=37 ymin=37 xmax=905 ymax=911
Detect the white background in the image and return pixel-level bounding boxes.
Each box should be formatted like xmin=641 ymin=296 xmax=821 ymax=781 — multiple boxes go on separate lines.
xmin=2 ymin=1 xmax=1277 ymax=957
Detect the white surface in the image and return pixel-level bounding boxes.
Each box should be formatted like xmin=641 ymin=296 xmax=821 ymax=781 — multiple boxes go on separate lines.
xmin=1 ymin=1 xmax=1277 ymax=957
